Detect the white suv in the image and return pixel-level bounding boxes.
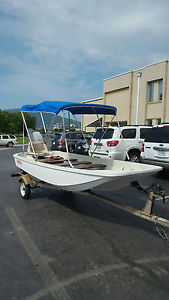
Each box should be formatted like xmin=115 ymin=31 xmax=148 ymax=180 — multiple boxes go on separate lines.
xmin=140 ymin=125 xmax=169 ymax=169
xmin=89 ymin=126 xmax=152 ymax=162
xmin=0 ymin=134 xmax=17 ymax=147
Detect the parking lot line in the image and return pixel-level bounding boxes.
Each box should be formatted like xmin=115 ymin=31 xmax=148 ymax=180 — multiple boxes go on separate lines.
xmin=5 ymin=207 xmax=71 ymax=300
xmin=23 ymin=252 xmax=169 ymax=300
xmin=24 ymin=261 xmax=129 ymax=300
xmin=6 ymin=207 xmax=169 ymax=300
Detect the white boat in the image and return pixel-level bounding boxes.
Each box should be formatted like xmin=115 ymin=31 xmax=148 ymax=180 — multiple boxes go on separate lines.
xmin=13 ymin=101 xmax=162 ymax=197
xmin=14 ymin=150 xmax=161 ymax=192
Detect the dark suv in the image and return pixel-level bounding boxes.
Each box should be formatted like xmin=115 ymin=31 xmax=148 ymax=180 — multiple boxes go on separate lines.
xmin=73 ymin=134 xmax=93 ymax=155
xmin=51 ymin=131 xmax=85 ymax=152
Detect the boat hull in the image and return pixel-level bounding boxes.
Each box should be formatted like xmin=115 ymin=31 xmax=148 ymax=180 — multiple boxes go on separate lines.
xmin=13 ymin=152 xmax=162 ymax=192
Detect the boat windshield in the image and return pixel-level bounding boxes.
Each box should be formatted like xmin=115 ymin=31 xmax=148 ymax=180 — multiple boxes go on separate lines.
xmin=93 ymin=128 xmax=114 ymax=139
xmin=29 ymin=130 xmax=44 ymax=142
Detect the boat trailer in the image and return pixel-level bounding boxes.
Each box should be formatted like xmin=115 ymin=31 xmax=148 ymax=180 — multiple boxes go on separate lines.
xmin=88 ymin=181 xmax=169 ymax=240
xmin=12 ymin=172 xmax=169 ymax=240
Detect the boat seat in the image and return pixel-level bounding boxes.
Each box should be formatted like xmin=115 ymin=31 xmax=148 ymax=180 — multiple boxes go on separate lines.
xmin=56 ymin=161 xmax=106 ymax=170
xmin=56 ymin=161 xmax=92 ymax=167
xmin=75 ymin=163 xmax=106 ymax=170
xmin=39 ymin=156 xmax=65 ymax=163
xmin=39 ymin=158 xmax=79 ymax=164
xmin=27 ymin=142 xmax=50 ymax=157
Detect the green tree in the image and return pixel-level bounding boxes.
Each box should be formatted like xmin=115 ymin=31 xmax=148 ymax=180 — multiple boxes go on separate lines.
xmin=24 ymin=113 xmax=36 ymax=130
xmin=0 ymin=111 xmax=36 ymax=134
xmin=0 ymin=111 xmax=10 ymax=133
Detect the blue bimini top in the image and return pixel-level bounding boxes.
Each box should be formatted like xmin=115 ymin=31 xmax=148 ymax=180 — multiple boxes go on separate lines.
xmin=21 ymin=101 xmax=117 ymax=115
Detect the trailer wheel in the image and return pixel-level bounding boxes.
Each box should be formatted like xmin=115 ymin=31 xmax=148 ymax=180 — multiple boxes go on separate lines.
xmin=19 ymin=179 xmax=31 ymax=199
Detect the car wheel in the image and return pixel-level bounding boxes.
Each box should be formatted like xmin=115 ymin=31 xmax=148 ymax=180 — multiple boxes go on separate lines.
xmin=19 ymin=180 xmax=31 ymax=199
xmin=7 ymin=142 xmax=14 ymax=147
xmin=128 ymin=151 xmax=140 ymax=163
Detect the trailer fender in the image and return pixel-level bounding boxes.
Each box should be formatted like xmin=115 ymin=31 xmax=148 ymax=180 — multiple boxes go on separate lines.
xmin=19 ymin=173 xmax=33 ymax=185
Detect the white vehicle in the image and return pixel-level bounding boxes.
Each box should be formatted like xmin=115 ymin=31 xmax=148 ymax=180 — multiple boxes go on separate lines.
xmin=141 ymin=124 xmax=169 ymax=169
xmin=89 ymin=126 xmax=152 ymax=162
xmin=0 ymin=134 xmax=17 ymax=147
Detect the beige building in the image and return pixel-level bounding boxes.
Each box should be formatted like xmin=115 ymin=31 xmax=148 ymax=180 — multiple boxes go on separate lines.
xmin=82 ymin=60 xmax=169 ymax=132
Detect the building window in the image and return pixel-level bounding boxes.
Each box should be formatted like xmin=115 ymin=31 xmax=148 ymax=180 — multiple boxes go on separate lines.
xmin=147 ymin=81 xmax=154 ymax=102
xmin=146 ymin=119 xmax=153 ymax=126
xmin=158 ymin=79 xmax=163 ymax=101
xmin=156 ymin=118 xmax=161 ymax=125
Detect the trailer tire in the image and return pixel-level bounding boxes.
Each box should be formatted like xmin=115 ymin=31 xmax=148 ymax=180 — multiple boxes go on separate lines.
xmin=19 ymin=179 xmax=31 ymax=199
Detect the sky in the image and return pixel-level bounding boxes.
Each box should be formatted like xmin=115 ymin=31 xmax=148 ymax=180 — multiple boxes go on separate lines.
xmin=0 ymin=0 xmax=169 ymax=110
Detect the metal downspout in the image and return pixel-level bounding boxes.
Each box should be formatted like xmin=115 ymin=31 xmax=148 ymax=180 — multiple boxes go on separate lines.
xmin=136 ymin=71 xmax=142 ymax=125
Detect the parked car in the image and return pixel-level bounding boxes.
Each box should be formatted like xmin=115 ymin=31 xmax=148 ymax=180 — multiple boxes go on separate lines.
xmin=89 ymin=126 xmax=152 ymax=162
xmin=0 ymin=134 xmax=17 ymax=147
xmin=140 ymin=124 xmax=169 ymax=169
xmin=74 ymin=134 xmax=92 ymax=155
xmin=51 ymin=131 xmax=86 ymax=152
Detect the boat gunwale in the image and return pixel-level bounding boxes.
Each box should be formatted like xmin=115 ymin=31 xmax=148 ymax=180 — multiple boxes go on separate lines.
xmin=13 ymin=152 xmax=161 ymax=178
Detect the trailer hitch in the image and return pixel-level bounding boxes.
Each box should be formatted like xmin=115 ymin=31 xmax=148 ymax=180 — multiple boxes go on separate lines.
xmin=131 ymin=181 xmax=166 ymax=203
xmin=131 ymin=181 xmax=169 ymax=240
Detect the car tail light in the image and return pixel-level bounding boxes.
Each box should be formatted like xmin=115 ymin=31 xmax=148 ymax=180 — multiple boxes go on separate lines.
xmin=107 ymin=140 xmax=119 ymax=147
xmin=141 ymin=143 xmax=144 ymax=152
xmin=59 ymin=139 xmax=65 ymax=144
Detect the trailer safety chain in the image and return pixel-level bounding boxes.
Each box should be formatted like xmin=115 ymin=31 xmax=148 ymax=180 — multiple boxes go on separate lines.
xmin=154 ymin=218 xmax=169 ymax=241
xmin=131 ymin=181 xmax=166 ymax=199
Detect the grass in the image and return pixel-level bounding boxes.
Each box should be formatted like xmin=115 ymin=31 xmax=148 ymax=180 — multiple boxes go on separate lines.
xmin=17 ymin=137 xmax=28 ymax=144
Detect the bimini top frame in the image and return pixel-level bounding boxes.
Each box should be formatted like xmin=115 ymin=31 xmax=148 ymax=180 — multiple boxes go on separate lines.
xmin=20 ymin=100 xmax=117 ymax=162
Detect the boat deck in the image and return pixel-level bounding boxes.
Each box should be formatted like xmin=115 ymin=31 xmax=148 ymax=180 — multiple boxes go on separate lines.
xmin=39 ymin=156 xmax=106 ymax=170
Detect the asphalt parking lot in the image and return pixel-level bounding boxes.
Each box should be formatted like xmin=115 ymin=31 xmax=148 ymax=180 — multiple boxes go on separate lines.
xmin=1 ymin=146 xmax=169 ymax=300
